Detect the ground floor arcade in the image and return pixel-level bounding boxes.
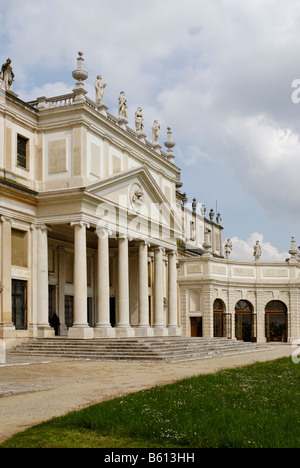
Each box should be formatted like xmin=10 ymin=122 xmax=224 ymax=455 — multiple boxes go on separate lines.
xmin=179 ymin=255 xmax=300 ymax=344
xmin=1 ymin=217 xmax=180 ymax=345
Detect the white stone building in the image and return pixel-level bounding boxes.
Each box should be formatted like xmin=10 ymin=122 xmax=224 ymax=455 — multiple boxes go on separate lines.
xmin=0 ymin=53 xmax=299 ymax=349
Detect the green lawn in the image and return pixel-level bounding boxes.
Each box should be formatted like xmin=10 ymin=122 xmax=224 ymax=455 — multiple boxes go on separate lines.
xmin=1 ymin=357 xmax=299 ymax=448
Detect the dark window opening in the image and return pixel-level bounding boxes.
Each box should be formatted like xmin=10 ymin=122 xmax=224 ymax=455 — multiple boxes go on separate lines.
xmin=17 ymin=135 xmax=28 ymax=169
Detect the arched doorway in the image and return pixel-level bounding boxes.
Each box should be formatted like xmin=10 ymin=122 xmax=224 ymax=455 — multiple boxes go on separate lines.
xmin=265 ymin=301 xmax=288 ymax=343
xmin=213 ymin=299 xmax=230 ymax=338
xmin=235 ymin=300 xmax=256 ymax=342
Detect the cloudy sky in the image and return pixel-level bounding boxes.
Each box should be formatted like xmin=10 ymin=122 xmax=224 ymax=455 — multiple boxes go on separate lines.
xmin=1 ymin=0 xmax=300 ymax=261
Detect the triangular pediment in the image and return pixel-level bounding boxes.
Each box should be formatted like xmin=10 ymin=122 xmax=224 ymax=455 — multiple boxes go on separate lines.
xmin=85 ymin=166 xmax=182 ymax=240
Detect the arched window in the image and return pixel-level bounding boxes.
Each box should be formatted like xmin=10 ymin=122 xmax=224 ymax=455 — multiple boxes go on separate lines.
xmin=213 ymin=299 xmax=230 ymax=338
xmin=235 ymin=300 xmax=256 ymax=342
xmin=214 ymin=299 xmax=225 ymax=312
xmin=265 ymin=301 xmax=288 ymax=343
xmin=235 ymin=300 xmax=253 ymax=313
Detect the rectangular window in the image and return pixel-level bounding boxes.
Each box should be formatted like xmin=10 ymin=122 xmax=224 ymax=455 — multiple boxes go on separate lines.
xmin=17 ymin=134 xmax=29 ymax=169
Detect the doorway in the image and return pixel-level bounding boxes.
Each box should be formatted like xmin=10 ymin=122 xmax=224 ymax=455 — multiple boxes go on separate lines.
xmin=12 ymin=279 xmax=27 ymax=330
xmin=265 ymin=301 xmax=288 ymax=342
xmin=235 ymin=300 xmax=256 ymax=342
xmin=214 ymin=299 xmax=225 ymax=337
xmin=190 ymin=317 xmax=203 ymax=337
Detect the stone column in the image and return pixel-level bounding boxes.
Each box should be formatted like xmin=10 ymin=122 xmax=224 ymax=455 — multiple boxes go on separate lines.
xmin=0 ymin=216 xmax=14 ymax=338
xmin=116 ymin=236 xmax=134 ymax=336
xmin=69 ymin=222 xmax=93 ymax=339
xmin=94 ymin=229 xmax=115 ymax=338
xmin=168 ymin=250 xmax=180 ymax=336
xmin=136 ymin=241 xmax=153 ymax=336
xmin=58 ymin=246 xmax=68 ymax=336
xmin=153 ymin=247 xmax=167 ymax=335
xmin=36 ymin=225 xmax=54 ymax=338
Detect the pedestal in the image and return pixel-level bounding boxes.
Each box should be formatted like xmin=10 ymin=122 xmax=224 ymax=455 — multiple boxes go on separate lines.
xmin=97 ymin=103 xmax=109 ymax=117
xmin=137 ymin=132 xmax=147 ymax=144
xmin=118 ymin=117 xmax=128 ymax=130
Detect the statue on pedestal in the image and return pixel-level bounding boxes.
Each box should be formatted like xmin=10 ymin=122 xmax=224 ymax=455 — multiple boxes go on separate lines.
xmin=95 ymin=75 xmax=107 ymax=107
xmin=152 ymin=120 xmax=160 ymax=146
xmin=224 ymin=239 xmax=232 ymax=259
xmin=118 ymin=92 xmax=128 ymax=119
xmin=254 ymin=240 xmax=262 ymax=262
xmin=135 ymin=107 xmax=144 ymax=133
xmin=1 ymin=58 xmax=14 ymax=92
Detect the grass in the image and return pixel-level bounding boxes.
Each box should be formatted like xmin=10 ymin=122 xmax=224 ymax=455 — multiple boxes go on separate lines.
xmin=1 ymin=357 xmax=300 ymax=448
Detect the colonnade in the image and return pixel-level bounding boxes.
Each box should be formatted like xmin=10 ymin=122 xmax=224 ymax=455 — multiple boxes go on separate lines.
xmin=63 ymin=222 xmax=179 ymax=338
xmin=0 ymin=219 xmax=180 ymax=339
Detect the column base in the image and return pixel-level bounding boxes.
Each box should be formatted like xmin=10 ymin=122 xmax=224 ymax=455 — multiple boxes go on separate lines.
xmin=153 ymin=327 xmax=169 ymax=337
xmin=167 ymin=326 xmax=182 ymax=337
xmin=37 ymin=326 xmax=55 ymax=339
xmin=94 ymin=326 xmax=116 ymax=338
xmin=257 ymin=337 xmax=267 ymax=344
xmin=0 ymin=323 xmax=16 ymax=339
xmin=135 ymin=327 xmax=154 ymax=337
xmin=68 ymin=326 xmax=94 ymax=339
xmin=115 ymin=326 xmax=135 ymax=338
xmin=59 ymin=324 xmax=69 ymax=337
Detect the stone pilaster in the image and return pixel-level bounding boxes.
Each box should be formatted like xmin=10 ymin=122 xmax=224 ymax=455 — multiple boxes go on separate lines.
xmin=36 ymin=225 xmax=54 ymax=338
xmin=168 ymin=251 xmax=180 ymax=336
xmin=0 ymin=216 xmax=14 ymax=339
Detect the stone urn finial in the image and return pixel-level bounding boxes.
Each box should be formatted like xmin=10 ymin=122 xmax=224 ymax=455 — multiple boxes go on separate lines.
xmin=72 ymin=51 xmax=88 ymax=103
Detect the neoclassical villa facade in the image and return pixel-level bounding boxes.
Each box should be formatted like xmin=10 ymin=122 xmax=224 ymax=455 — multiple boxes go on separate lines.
xmin=0 ymin=54 xmax=299 ymax=349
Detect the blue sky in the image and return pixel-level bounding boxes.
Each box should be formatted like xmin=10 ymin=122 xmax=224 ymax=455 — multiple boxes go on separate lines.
xmin=1 ymin=0 xmax=300 ymax=261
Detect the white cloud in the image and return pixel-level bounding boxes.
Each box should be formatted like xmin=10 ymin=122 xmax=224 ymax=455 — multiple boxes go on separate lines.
xmin=229 ymin=232 xmax=289 ymax=262
xmin=2 ymin=0 xmax=300 ymax=252
xmin=17 ymin=82 xmax=72 ymax=102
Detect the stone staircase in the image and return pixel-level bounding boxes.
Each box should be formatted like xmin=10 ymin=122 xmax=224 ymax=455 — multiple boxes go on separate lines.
xmin=10 ymin=337 xmax=271 ymax=363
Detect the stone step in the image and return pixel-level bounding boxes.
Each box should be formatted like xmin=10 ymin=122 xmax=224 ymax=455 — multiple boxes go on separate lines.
xmin=11 ymin=337 xmax=269 ymax=362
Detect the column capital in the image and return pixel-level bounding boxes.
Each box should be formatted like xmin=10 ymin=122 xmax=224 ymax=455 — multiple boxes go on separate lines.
xmin=97 ymin=226 xmax=113 ymax=239
xmin=153 ymin=246 xmax=165 ymax=255
xmin=70 ymin=221 xmax=90 ymax=229
xmin=168 ymin=249 xmax=178 ymax=257
xmin=119 ymin=233 xmax=133 ymax=241
xmin=35 ymin=224 xmax=50 ymax=232
xmin=137 ymin=240 xmax=151 ymax=248
xmin=0 ymin=215 xmax=12 ymax=224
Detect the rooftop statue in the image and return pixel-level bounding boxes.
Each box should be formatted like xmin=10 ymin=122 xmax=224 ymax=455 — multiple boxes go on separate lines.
xmin=152 ymin=120 xmax=160 ymax=146
xmin=254 ymin=240 xmax=262 ymax=262
xmin=1 ymin=58 xmax=14 ymax=92
xmin=135 ymin=107 xmax=144 ymax=133
xmin=118 ymin=92 xmax=128 ymax=119
xmin=224 ymin=239 xmax=232 ymax=259
xmin=95 ymin=75 xmax=107 ymax=107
